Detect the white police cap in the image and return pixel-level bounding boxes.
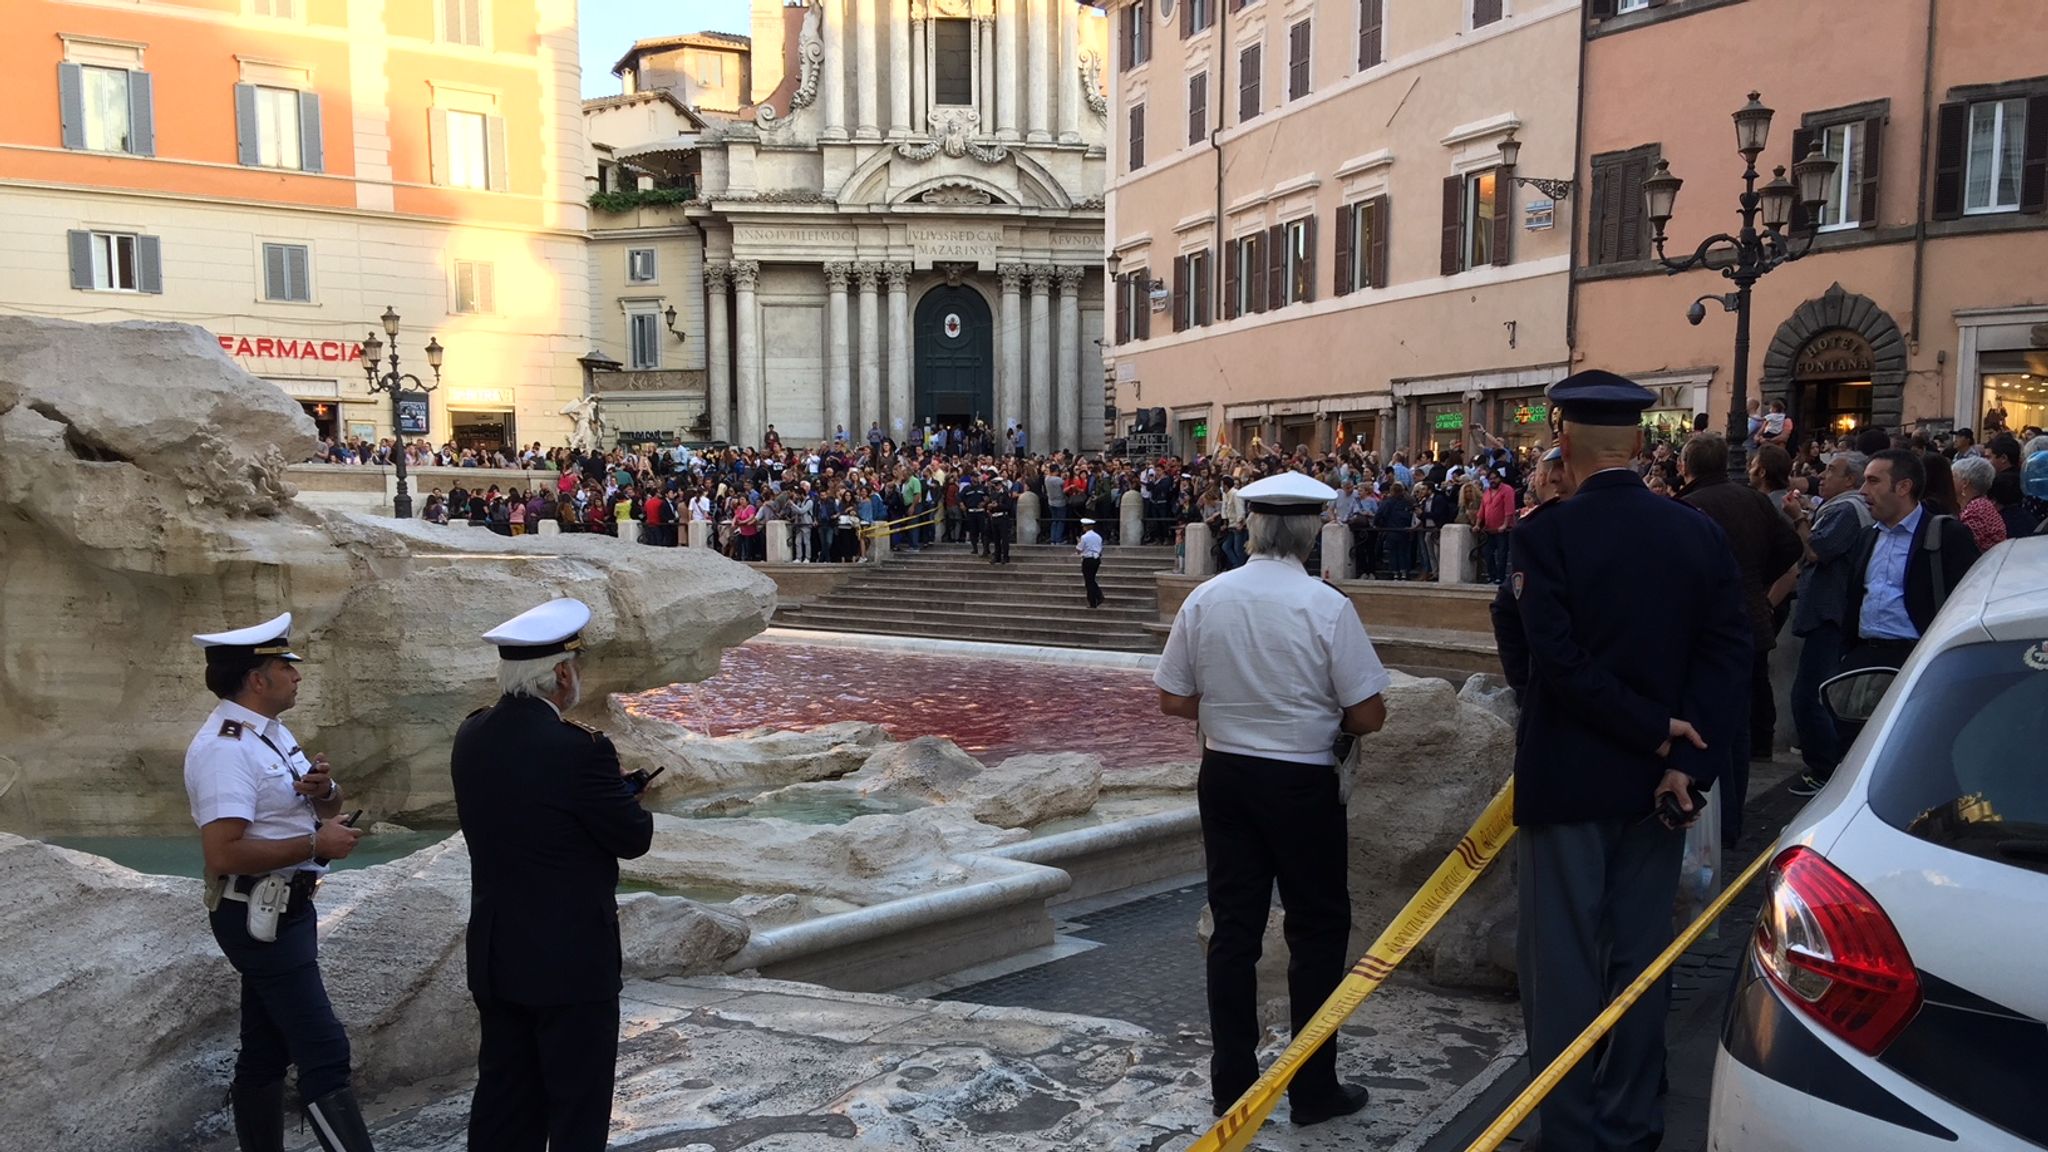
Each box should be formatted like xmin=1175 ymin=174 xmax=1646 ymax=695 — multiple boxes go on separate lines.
xmin=483 ymin=597 xmax=591 ymax=661
xmin=1239 ymin=472 xmax=1338 ymax=516
xmin=192 ymin=612 xmax=300 ymax=665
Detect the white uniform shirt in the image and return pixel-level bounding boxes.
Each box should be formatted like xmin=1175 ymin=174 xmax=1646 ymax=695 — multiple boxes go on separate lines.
xmin=1077 ymin=529 xmax=1104 ymax=559
xmin=1154 ymin=556 xmax=1392 ymax=766
xmin=183 ymin=700 xmax=322 ymax=873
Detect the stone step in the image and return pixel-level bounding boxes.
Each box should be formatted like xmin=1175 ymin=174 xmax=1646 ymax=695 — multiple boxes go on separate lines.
xmin=780 ymin=598 xmax=1157 ymax=631
xmin=836 ymin=571 xmax=1163 ymax=596
xmin=777 ymin=601 xmax=1159 ymax=640
xmin=870 ymin=551 xmax=1173 ymax=572
xmin=774 ymin=613 xmax=1162 ymax=653
xmin=804 ymin=592 xmax=1158 ymax=622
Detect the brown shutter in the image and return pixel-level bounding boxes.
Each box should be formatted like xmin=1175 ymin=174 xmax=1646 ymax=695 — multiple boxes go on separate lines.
xmin=1588 ymin=162 xmax=1613 ymax=264
xmin=1172 ymin=255 xmax=1189 ymax=332
xmin=1248 ymin=234 xmax=1266 ymax=313
xmin=2022 ymin=93 xmax=2048 ymax=215
xmin=1188 ymin=73 xmax=1206 ymax=145
xmin=1368 ymin=195 xmax=1390 ymax=288
xmin=1932 ymin=100 xmax=1967 ymax=221
xmin=1129 ymin=104 xmax=1145 ymax=170
xmin=1238 ymin=45 xmax=1260 ymax=123
xmin=1196 ymin=250 xmax=1213 ymax=324
xmin=1298 ymin=216 xmax=1317 ymax=302
xmin=1266 ymin=223 xmax=1286 ymax=305
xmin=1135 ymin=270 xmax=1151 ymax=339
xmin=1473 ymin=0 xmax=1502 ymax=27
xmin=1116 ymin=276 xmax=1130 ymax=343
xmin=1491 ymin=167 xmax=1512 ymax=266
xmin=1181 ymin=0 xmax=1193 ymax=39
xmin=1333 ymin=202 xmax=1355 ymax=296
xmin=1588 ymin=0 xmax=1616 ymax=17
xmin=1223 ymin=239 xmax=1240 ymax=319
xmin=1359 ymin=0 xmax=1383 ymax=69
xmin=1119 ymin=7 xmax=1131 ymax=72
xmin=1859 ymin=116 xmax=1884 ymax=228
xmin=1288 ymin=21 xmax=1311 ymax=100
xmin=1441 ymin=174 xmax=1465 ymax=275
xmin=1788 ymin=126 xmax=1816 ymax=233
xmin=1618 ymin=154 xmax=1649 ymax=261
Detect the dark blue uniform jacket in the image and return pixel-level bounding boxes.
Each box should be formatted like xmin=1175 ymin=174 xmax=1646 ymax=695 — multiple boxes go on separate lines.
xmin=1508 ymin=469 xmax=1752 ymax=827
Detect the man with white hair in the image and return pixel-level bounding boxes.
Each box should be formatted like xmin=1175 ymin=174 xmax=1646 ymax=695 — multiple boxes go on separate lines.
xmin=1155 ymin=471 xmax=1391 ymax=1127
xmin=452 ymin=598 xmax=655 ymax=1152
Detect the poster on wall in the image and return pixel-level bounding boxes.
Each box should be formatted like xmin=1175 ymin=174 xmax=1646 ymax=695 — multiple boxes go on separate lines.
xmin=396 ymin=392 xmax=431 ymax=436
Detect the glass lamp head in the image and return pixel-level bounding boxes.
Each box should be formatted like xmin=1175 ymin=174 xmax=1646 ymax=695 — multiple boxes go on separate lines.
xmin=1733 ymin=92 xmax=1774 ymax=159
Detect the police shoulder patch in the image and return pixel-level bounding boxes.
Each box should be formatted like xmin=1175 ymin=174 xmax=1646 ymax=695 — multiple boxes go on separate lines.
xmin=217 ymin=719 xmax=244 ymax=739
xmin=564 ymin=718 xmax=604 ymax=740
xmin=1511 ymin=571 xmax=1526 ymax=600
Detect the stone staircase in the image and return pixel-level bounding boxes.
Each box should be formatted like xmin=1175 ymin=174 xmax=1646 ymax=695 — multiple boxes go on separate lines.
xmin=774 ymin=542 xmax=1177 ymax=652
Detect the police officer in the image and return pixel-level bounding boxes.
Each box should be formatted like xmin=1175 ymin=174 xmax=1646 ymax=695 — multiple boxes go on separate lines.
xmin=1506 ymin=371 xmax=1749 ymax=1152
xmin=1076 ymin=516 xmax=1105 ymax=607
xmin=452 ymin=598 xmax=655 ymax=1152
xmin=962 ymin=470 xmax=987 ymax=554
xmin=1154 ymin=472 xmax=1391 ymax=1126
xmin=184 ymin=613 xmax=376 ymax=1152
xmin=987 ymin=473 xmax=1016 ymax=564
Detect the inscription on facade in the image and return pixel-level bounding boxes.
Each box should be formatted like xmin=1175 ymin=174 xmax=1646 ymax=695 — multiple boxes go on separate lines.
xmin=735 ymin=226 xmax=848 ymax=249
xmin=908 ymin=225 xmax=1002 ymax=267
xmin=1051 ymin=232 xmax=1102 ymax=249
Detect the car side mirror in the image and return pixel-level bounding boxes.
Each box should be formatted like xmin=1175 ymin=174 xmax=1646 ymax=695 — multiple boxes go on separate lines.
xmin=1820 ymin=668 xmax=1897 ymax=726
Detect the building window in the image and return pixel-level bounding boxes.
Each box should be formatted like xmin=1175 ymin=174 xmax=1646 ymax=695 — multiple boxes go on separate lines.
xmin=1335 ymin=196 xmax=1388 ymax=294
xmin=1287 ymin=21 xmax=1312 ymax=102
xmin=262 ymin=243 xmax=312 ymax=302
xmin=1279 ymin=217 xmax=1315 ymax=304
xmin=629 ymin=310 xmax=662 ymax=370
xmin=1114 ymin=266 xmax=1152 ymax=343
xmin=1174 ymin=249 xmax=1211 ymax=330
xmin=1965 ymin=97 xmax=2026 ymax=214
xmin=232 ymin=84 xmax=324 ymax=171
xmin=453 ymin=260 xmax=495 ymax=314
xmin=1815 ymin=122 xmax=1862 ymax=230
xmin=933 ymin=19 xmax=974 ymax=105
xmin=1587 ymin=146 xmax=1655 ymax=266
xmin=1188 ymin=0 xmax=1214 ymax=34
xmin=445 ymin=110 xmax=490 ymax=190
xmin=1465 ymin=170 xmax=1498 ymax=268
xmin=1121 ymin=0 xmax=1152 ymax=71
xmin=1225 ymin=232 xmax=1265 ymax=318
xmin=1129 ymin=104 xmax=1146 ymax=171
xmin=253 ymin=0 xmax=298 ymax=16
xmin=1187 ymin=72 xmax=1208 ymax=145
xmin=1616 ymin=0 xmax=1649 ymax=10
xmin=1472 ymin=0 xmax=1503 ymax=28
xmin=1238 ymin=45 xmax=1261 ymax=123
xmin=627 ymin=247 xmax=658 ymax=283
xmin=59 ymin=63 xmax=153 ymax=156
xmin=1358 ymin=0 xmax=1383 ymax=71
xmin=1443 ymin=167 xmax=1510 ymax=273
xmin=67 ymin=230 xmax=160 ymax=293
xmin=698 ymin=55 xmax=724 ymax=87
xmin=441 ymin=0 xmax=483 ymax=46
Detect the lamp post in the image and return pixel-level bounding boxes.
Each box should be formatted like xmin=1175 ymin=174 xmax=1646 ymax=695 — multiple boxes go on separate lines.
xmin=360 ymin=306 xmax=444 ymax=518
xmin=1644 ymin=92 xmax=1836 ymax=481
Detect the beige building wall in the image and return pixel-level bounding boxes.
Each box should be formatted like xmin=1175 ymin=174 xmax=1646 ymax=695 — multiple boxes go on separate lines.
xmin=1106 ymin=0 xmax=1582 ymax=458
xmin=1575 ymin=0 xmax=2048 ymax=440
xmin=586 ymin=209 xmax=711 ymax=442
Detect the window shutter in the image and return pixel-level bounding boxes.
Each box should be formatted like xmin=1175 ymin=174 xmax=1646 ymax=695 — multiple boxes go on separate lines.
xmin=264 ymin=243 xmax=288 ymax=299
xmin=1359 ymin=0 xmax=1383 ymax=69
xmin=1473 ymin=0 xmax=1502 ymax=27
xmin=1289 ymin=21 xmax=1311 ymax=100
xmin=1130 ymin=105 xmax=1145 ymax=169
xmin=429 ymin=109 xmax=451 ymax=185
xmin=136 ymin=235 xmax=162 ymax=294
xmin=463 ymin=0 xmax=483 ymax=46
xmin=1589 ymin=0 xmax=1616 ymax=17
xmin=1931 ymin=101 xmax=1967 ymax=221
xmin=1333 ymin=202 xmax=1355 ymax=296
xmin=1618 ymin=154 xmax=1649 ymax=261
xmin=67 ymin=230 xmax=94 ymax=290
xmin=235 ymin=84 xmax=261 ymax=166
xmin=1491 ymin=166 xmax=1512 ymax=266
xmin=1119 ymin=8 xmax=1130 ymax=72
xmin=1223 ymin=238 xmax=1240 ymax=319
xmin=1441 ymin=174 xmax=1464 ymax=275
xmin=1135 ymin=272 xmax=1150 ymax=339
xmin=1856 ymin=117 xmax=1882 ymax=228
xmin=1368 ymin=195 xmax=1390 ymax=288
xmin=1195 ymin=251 xmax=1212 ymax=324
xmin=1266 ymin=223 xmax=1285 ymax=305
xmin=1248 ymin=234 xmax=1266 ymax=313
xmin=1172 ymin=254 xmax=1189 ymax=332
xmin=59 ymin=63 xmax=87 ymax=150
xmin=1188 ymin=73 xmax=1205 ymax=145
xmin=1588 ymin=162 xmax=1613 ymax=264
xmin=2021 ymin=94 xmax=2048 ymax=215
xmin=486 ymin=115 xmax=510 ymax=191
xmin=1181 ymin=0 xmax=1193 ymax=39
xmin=1239 ymin=45 xmax=1260 ymax=122
xmin=288 ymin=245 xmax=310 ymax=300
xmin=127 ymin=71 xmax=155 ymax=157
xmin=1298 ymin=216 xmax=1317 ymax=303
xmin=1787 ymin=127 xmax=1815 ymax=232
xmin=1116 ymin=277 xmax=1131 ymax=342
xmin=477 ymin=263 xmax=495 ymax=314
xmin=299 ymin=91 xmax=324 ymax=173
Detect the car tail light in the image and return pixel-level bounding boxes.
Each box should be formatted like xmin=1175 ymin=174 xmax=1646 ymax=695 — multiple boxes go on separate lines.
xmin=1754 ymin=846 xmax=1922 ymax=1056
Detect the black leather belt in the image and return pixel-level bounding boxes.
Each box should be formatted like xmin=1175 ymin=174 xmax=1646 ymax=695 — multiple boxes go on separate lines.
xmin=228 ymin=872 xmax=322 ymax=901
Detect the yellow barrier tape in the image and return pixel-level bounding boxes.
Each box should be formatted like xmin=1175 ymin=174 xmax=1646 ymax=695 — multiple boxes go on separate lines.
xmin=1459 ymin=844 xmax=1773 ymax=1152
xmin=857 ymin=508 xmax=944 ymax=539
xmin=1189 ymin=779 xmax=1520 ymax=1152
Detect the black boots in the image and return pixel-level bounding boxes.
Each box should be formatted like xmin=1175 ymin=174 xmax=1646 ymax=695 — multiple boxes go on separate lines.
xmin=231 ymin=1080 xmax=285 ymax=1152
xmin=304 ymin=1086 xmax=377 ymax=1152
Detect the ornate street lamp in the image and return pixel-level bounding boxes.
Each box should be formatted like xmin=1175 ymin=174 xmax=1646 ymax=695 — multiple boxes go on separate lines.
xmin=1647 ymin=92 xmax=1836 ymax=480
xmin=1496 ymin=131 xmax=1575 ymax=200
xmin=360 ymin=307 xmax=445 ymax=518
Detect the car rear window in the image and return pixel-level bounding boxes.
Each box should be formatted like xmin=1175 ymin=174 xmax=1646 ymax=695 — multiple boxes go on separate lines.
xmin=1866 ymin=638 xmax=2048 ymax=877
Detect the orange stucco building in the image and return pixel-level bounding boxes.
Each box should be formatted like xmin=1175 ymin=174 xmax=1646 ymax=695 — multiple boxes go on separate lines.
xmin=0 ymin=0 xmax=591 ymax=449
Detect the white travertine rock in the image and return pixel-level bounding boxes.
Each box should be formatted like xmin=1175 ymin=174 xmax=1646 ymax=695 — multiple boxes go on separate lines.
xmin=0 ymin=317 xmax=776 ymax=834
xmin=617 ymin=891 xmax=753 ymax=980
xmin=852 ymin=735 xmax=987 ymax=801
xmin=1100 ymin=761 xmax=1199 ymax=795
xmin=966 ymin=752 xmax=1103 ymax=828
xmin=607 ymin=709 xmax=890 ymax=797
xmin=757 ymin=740 xmax=1104 ymax=829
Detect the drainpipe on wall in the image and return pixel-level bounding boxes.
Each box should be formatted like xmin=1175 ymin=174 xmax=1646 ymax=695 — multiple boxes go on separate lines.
xmin=1211 ymin=0 xmax=1230 ymax=455
xmin=1564 ymin=3 xmax=1592 ymax=359
xmin=1908 ymin=0 xmax=1937 ymax=367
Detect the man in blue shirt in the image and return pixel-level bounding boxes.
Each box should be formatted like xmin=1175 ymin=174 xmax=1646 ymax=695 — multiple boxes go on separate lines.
xmin=1843 ymin=448 xmax=1980 ymax=674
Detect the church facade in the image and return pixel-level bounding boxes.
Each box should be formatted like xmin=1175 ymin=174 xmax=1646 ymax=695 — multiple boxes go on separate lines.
xmin=594 ymin=0 xmax=1113 ymax=452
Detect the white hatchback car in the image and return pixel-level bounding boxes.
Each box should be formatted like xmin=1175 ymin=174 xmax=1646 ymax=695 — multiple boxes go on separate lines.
xmin=1708 ymin=535 xmax=2048 ymax=1152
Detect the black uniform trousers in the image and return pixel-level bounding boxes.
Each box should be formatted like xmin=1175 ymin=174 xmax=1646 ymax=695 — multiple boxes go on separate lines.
xmin=468 ymin=995 xmax=619 ymax=1152
xmin=209 ymin=894 xmax=353 ymax=1101
xmin=1515 ymin=818 xmax=1684 ymax=1152
xmin=1081 ymin=556 xmax=1103 ymax=606
xmin=1198 ymin=749 xmax=1351 ymax=1109
xmin=990 ymin=516 xmax=1011 ymax=563
xmin=966 ymin=509 xmax=985 ymax=553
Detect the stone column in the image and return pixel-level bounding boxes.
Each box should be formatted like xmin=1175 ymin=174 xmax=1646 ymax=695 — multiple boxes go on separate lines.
xmin=978 ymin=16 xmax=995 ymax=126
xmin=1056 ymin=0 xmax=1079 ymax=143
xmin=1055 ymin=266 xmax=1082 ymax=453
xmin=889 ymin=0 xmax=912 ymax=137
xmin=703 ymin=261 xmax=732 ymax=444
xmin=732 ymin=261 xmax=762 ymax=449
xmin=855 ymin=263 xmax=882 ymax=439
xmin=855 ymin=0 xmax=880 ymax=139
xmin=886 ymin=263 xmax=912 ymax=442
xmin=821 ymin=0 xmax=847 ymax=139
xmin=825 ymin=263 xmax=853 ymax=439
xmin=1027 ymin=266 xmax=1053 ymax=452
xmin=1025 ymin=0 xmax=1049 ymax=142
xmin=994 ymin=0 xmax=1018 ymax=140
xmin=910 ymin=4 xmax=927 ymax=133
xmin=997 ymin=263 xmax=1025 ymax=435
